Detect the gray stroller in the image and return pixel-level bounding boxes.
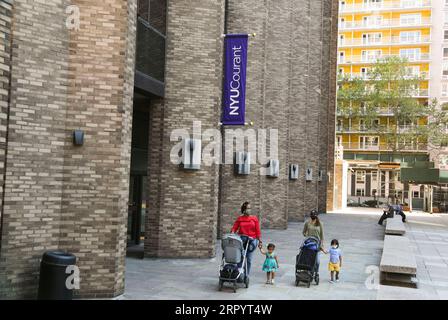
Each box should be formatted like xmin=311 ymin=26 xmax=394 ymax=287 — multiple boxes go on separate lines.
xmin=218 ymin=233 xmax=251 ymax=292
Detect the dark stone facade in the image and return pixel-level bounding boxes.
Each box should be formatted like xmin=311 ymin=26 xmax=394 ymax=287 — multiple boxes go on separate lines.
xmin=0 ymin=0 xmax=337 ymax=298
xmin=0 ymin=0 xmax=137 ymax=298
xmin=219 ymin=0 xmax=338 ymax=234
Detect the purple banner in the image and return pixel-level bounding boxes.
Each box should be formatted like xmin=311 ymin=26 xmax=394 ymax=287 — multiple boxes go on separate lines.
xmin=222 ymin=34 xmax=248 ymax=126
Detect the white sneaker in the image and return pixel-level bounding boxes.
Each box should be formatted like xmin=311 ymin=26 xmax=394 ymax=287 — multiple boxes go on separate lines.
xmin=271 ymin=279 xmax=275 ymax=285
xmin=336 ymin=279 xmax=340 ymax=283
xmin=266 ymin=280 xmax=271 ymax=284
xmin=329 ymin=280 xmax=335 ymax=284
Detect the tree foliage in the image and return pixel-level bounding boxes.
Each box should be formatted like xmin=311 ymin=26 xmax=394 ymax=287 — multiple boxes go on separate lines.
xmin=337 ymin=56 xmax=448 ymax=153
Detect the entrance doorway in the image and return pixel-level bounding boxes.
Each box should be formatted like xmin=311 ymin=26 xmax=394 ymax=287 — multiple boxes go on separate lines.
xmin=127 ymin=175 xmax=147 ymax=245
xmin=126 ymin=91 xmax=151 ymax=258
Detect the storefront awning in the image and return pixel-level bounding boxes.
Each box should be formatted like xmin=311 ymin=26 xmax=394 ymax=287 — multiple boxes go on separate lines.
xmin=378 ymin=162 xmax=400 ymax=169
xmin=401 ymin=161 xmax=447 ymax=185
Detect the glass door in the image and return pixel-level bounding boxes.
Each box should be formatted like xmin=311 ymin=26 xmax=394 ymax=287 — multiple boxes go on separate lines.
xmin=127 ymin=175 xmax=147 ymax=246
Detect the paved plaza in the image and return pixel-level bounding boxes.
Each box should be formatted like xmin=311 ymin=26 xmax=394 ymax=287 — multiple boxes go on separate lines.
xmin=121 ymin=210 xmax=448 ymax=300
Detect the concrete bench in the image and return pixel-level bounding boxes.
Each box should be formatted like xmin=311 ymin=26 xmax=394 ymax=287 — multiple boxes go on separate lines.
xmin=385 ymin=216 xmax=406 ymax=235
xmin=380 ymin=235 xmax=417 ymax=288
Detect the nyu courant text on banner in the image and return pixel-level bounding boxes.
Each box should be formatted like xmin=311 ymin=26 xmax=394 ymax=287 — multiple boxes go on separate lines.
xmin=222 ymin=34 xmax=248 ymax=126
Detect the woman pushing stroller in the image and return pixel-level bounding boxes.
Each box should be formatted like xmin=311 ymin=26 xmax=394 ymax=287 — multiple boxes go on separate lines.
xmin=302 ymin=210 xmax=325 ymax=273
xmin=230 ymin=201 xmax=262 ymax=276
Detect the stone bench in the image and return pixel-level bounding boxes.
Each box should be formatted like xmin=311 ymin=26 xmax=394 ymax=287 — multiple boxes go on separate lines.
xmin=380 ymin=235 xmax=417 ymax=288
xmin=385 ymin=216 xmax=406 ymax=235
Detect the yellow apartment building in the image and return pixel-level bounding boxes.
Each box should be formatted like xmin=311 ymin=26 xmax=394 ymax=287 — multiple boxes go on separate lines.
xmin=336 ymin=0 xmax=433 ymax=210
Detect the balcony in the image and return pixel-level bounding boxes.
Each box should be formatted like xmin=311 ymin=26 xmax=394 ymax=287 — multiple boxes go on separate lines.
xmin=338 ymin=17 xmax=432 ymax=31
xmin=339 ymin=0 xmax=431 ymax=14
xmin=338 ymin=35 xmax=431 ymax=47
xmin=338 ymin=53 xmax=430 ymax=65
xmin=410 ymin=88 xmax=429 ymax=97
xmin=134 ymin=17 xmax=166 ymax=97
xmin=338 ymin=142 xmax=428 ymax=152
xmin=338 ymin=71 xmax=429 ymax=80
xmin=336 ymin=124 xmax=426 ymax=133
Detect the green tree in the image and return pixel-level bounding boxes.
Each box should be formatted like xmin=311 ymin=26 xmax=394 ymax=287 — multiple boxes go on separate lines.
xmin=337 ymin=56 xmax=448 ymax=154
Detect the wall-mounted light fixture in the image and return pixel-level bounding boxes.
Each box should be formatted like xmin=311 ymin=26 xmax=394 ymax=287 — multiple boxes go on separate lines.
xmin=289 ymin=164 xmax=299 ymax=180
xmin=181 ymin=138 xmax=201 ymax=170
xmin=235 ymin=151 xmax=250 ymax=175
xmin=267 ymin=159 xmax=279 ymax=178
xmin=73 ymin=130 xmax=84 ymax=146
xmin=318 ymin=169 xmax=324 ymax=182
xmin=306 ymin=167 xmax=313 ymax=181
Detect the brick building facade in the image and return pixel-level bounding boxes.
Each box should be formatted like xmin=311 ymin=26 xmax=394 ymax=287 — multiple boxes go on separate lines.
xmin=0 ymin=0 xmax=337 ymax=298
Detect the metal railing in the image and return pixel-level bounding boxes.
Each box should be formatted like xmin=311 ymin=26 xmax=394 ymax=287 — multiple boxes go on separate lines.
xmin=410 ymin=89 xmax=429 ymax=97
xmin=336 ymin=124 xmax=426 ymax=133
xmin=338 ymin=35 xmax=431 ymax=47
xmin=338 ymin=53 xmax=430 ymax=64
xmin=339 ymin=142 xmax=428 ymax=151
xmin=338 ymin=17 xmax=432 ymax=30
xmin=339 ymin=0 xmax=431 ymax=13
xmin=338 ymin=71 xmax=429 ymax=80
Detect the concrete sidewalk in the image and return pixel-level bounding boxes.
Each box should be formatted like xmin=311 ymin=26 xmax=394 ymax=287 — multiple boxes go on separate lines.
xmin=122 ymin=212 xmax=386 ymax=300
xmin=121 ymin=210 xmax=448 ymax=300
xmin=381 ymin=213 xmax=448 ymax=299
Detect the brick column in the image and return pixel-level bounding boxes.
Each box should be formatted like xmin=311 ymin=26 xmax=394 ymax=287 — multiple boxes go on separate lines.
xmin=0 ymin=0 xmax=137 ymax=298
xmin=0 ymin=0 xmax=12 ymax=232
xmin=145 ymin=0 xmax=224 ymax=258
xmin=60 ymin=0 xmax=137 ymax=298
xmin=0 ymin=0 xmax=70 ymax=298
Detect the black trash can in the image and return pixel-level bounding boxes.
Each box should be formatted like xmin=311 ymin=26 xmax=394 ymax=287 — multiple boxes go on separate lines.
xmin=38 ymin=251 xmax=77 ymax=300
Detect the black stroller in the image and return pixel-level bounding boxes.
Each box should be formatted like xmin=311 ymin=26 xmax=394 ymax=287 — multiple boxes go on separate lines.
xmin=218 ymin=234 xmax=252 ymax=292
xmin=295 ymin=236 xmax=321 ymax=287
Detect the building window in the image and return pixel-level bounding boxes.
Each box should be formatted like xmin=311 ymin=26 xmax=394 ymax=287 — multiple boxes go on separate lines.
xmin=372 ymin=171 xmax=378 ymax=182
xmin=443 ymin=47 xmax=448 ymax=58
xmin=445 ymin=30 xmax=448 ymax=40
xmin=362 ymin=33 xmax=382 ymax=45
xmin=356 ymin=170 xmax=366 ymax=184
xmin=362 ymin=50 xmax=382 ymax=62
xmin=336 ymin=135 xmax=342 ymax=146
xmin=339 ymin=51 xmax=345 ymax=63
xmin=337 ymin=119 xmax=343 ymax=131
xmin=356 ymin=188 xmax=365 ymax=196
xmin=400 ymin=31 xmax=420 ymax=43
xmin=443 ymin=61 xmax=448 ymax=78
xmin=401 ymin=0 xmax=422 ymax=8
xmin=363 ymin=15 xmax=383 ymax=27
xmin=442 ymin=83 xmax=448 ymax=97
xmin=405 ymin=65 xmax=420 ymax=77
xmin=400 ymin=13 xmax=421 ymax=26
xmin=360 ymin=136 xmax=379 ymax=150
xmin=364 ymin=0 xmax=382 ymax=9
xmin=400 ymin=48 xmax=421 ymax=61
xmin=359 ymin=67 xmax=370 ymax=80
xmin=413 ymin=191 xmax=420 ymax=198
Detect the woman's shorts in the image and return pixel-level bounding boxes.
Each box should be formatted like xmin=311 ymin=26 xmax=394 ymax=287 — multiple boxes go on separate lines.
xmin=328 ymin=262 xmax=341 ymax=272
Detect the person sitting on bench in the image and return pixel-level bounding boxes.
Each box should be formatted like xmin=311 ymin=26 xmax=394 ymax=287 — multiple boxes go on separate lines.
xmin=378 ymin=204 xmax=406 ymax=225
